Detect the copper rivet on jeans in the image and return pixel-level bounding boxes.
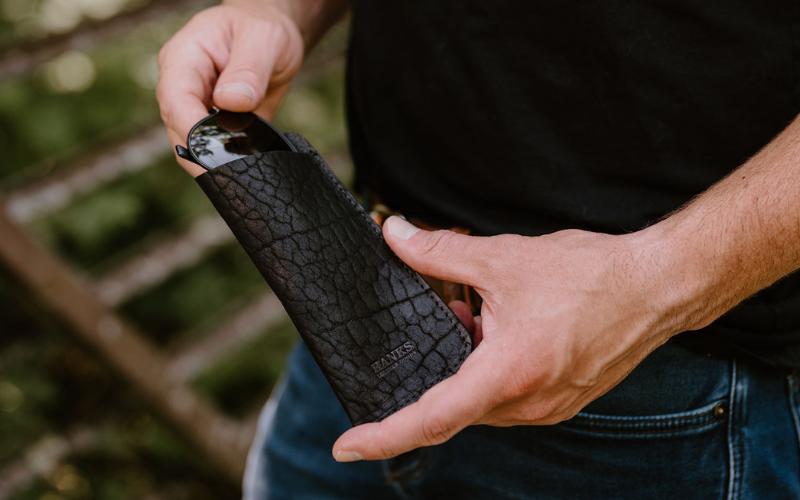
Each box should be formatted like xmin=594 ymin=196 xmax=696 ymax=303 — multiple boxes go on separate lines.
xmin=713 ymin=403 xmax=726 ymax=417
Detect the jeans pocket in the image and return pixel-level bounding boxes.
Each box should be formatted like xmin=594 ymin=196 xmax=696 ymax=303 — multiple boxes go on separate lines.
xmin=557 ymin=338 xmax=732 ymax=439
xmin=560 ymin=398 xmax=728 ymax=439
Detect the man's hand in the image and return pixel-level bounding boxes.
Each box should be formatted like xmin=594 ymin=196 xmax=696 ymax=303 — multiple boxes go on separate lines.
xmin=156 ymin=1 xmax=314 ymax=177
xmin=332 ymin=216 xmax=690 ymax=462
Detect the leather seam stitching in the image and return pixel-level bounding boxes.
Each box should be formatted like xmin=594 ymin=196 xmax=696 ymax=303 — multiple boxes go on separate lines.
xmin=300 ymin=149 xmax=472 ymax=422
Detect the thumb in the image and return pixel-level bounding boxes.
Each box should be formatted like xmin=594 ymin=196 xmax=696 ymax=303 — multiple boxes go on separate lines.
xmin=213 ymin=22 xmax=290 ymax=112
xmin=383 ymin=216 xmax=495 ymax=287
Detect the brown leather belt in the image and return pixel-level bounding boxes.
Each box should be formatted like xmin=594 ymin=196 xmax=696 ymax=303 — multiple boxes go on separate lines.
xmin=370 ymin=202 xmax=482 ymax=316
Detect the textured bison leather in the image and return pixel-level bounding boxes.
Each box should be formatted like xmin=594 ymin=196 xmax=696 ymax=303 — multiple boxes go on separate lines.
xmin=196 ymin=133 xmax=471 ymax=424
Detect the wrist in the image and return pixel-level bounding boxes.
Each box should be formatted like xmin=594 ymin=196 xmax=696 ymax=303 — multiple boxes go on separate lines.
xmin=625 ymin=220 xmax=719 ymax=336
xmin=229 ymin=0 xmax=347 ymax=50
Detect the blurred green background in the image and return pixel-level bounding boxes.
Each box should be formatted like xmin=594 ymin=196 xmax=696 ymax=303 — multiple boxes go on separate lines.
xmin=0 ymin=1 xmax=350 ymax=498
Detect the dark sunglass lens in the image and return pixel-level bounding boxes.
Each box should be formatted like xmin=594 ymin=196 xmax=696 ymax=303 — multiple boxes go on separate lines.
xmin=187 ymin=111 xmax=292 ymax=169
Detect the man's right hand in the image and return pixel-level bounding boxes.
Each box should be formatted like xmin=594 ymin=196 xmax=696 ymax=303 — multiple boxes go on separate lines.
xmin=156 ymin=2 xmax=305 ymax=177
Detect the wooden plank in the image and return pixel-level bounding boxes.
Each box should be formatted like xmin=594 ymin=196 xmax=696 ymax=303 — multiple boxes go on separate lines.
xmin=94 ymin=215 xmax=232 ymax=305
xmin=6 ymin=126 xmax=168 ymax=223
xmin=0 ymin=206 xmax=253 ymax=482
xmin=168 ymin=291 xmax=288 ymax=381
xmin=0 ymin=426 xmax=97 ymax=499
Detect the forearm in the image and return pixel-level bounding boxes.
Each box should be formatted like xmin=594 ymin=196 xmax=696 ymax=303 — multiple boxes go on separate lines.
xmin=643 ymin=114 xmax=800 ymax=333
xmin=224 ymin=0 xmax=348 ymax=49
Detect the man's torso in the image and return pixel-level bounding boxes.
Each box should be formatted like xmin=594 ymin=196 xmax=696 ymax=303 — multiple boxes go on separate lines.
xmin=345 ymin=0 xmax=800 ymax=366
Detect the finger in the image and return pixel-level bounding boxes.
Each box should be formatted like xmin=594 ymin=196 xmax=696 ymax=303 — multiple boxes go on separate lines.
xmin=253 ymin=80 xmax=292 ymax=121
xmin=448 ymin=300 xmax=483 ymax=347
xmin=383 ymin=216 xmax=497 ymax=287
xmin=157 ymin=43 xmax=214 ymax=141
xmin=332 ymin=351 xmax=498 ymax=461
xmin=472 ymin=315 xmax=484 ymax=347
xmin=448 ymin=300 xmax=475 ymax=332
xmin=213 ymin=23 xmax=282 ymax=111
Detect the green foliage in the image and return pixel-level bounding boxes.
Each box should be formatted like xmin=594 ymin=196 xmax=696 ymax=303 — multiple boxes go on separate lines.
xmin=0 ymin=17 xmax=173 ymax=188
xmin=193 ymin=322 xmax=298 ymax=417
xmin=0 ymin=339 xmax=57 ymax=464
xmin=0 ymin=272 xmax=238 ymax=499
xmin=120 ymin=243 xmax=268 ymax=344
xmin=28 ymin=155 xmax=212 ymax=273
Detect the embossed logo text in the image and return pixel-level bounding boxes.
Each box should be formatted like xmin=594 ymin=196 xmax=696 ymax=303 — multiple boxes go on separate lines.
xmin=371 ymin=341 xmax=416 ymax=378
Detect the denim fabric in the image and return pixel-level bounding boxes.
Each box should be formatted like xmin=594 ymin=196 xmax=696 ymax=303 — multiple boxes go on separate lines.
xmin=243 ymin=338 xmax=800 ymax=499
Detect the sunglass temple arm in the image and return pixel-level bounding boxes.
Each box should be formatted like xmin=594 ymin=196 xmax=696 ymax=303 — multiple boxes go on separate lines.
xmin=175 ymin=145 xmax=205 ymax=168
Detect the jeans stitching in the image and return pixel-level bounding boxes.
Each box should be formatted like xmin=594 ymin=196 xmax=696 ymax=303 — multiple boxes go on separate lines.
xmin=242 ymin=375 xmax=288 ymax=500
xmin=726 ymin=359 xmax=742 ymax=500
xmin=738 ymin=366 xmax=749 ymax=500
xmin=787 ymin=373 xmax=800 ymax=466
xmin=571 ymin=399 xmax=724 ymax=425
xmin=563 ymin=404 xmax=726 ymax=442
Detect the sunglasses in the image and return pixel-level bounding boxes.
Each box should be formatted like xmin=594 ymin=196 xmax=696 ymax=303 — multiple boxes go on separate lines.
xmin=175 ymin=109 xmax=296 ymax=170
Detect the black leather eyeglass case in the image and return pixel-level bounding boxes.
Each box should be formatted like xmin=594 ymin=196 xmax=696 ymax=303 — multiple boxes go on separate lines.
xmin=195 ymin=132 xmax=472 ymax=425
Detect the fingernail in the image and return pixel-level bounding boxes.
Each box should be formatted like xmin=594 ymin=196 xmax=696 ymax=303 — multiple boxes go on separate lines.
xmin=387 ymin=216 xmax=420 ymax=241
xmin=215 ymin=82 xmax=256 ymax=101
xmin=334 ymin=450 xmax=363 ymax=462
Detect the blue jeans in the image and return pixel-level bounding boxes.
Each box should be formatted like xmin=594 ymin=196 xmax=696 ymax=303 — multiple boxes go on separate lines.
xmin=243 ymin=338 xmax=800 ymax=499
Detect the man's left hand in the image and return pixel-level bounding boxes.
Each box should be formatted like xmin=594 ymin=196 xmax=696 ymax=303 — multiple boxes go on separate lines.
xmin=332 ymin=215 xmax=694 ymax=462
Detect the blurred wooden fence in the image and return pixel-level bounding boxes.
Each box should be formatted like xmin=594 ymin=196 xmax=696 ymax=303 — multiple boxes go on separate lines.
xmin=0 ymin=0 xmax=347 ymax=495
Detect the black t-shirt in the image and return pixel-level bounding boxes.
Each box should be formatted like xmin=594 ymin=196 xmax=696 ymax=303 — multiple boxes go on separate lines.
xmin=346 ymin=1 xmax=800 ymax=367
